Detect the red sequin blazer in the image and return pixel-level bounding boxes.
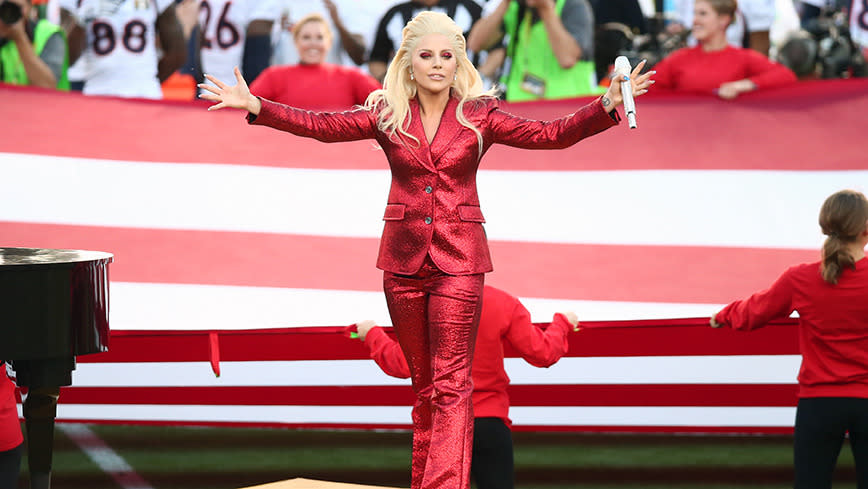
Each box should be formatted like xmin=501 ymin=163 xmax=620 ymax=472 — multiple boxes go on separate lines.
xmin=248 ymin=96 xmax=618 ymax=275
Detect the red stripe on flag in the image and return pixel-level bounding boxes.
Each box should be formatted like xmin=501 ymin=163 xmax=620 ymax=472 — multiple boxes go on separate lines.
xmin=51 ymin=418 xmax=794 ymax=434
xmin=3 ymin=81 xmax=867 ymax=171
xmin=58 ymin=383 xmax=796 ymax=407
xmin=1 ymin=221 xmax=815 ymax=304
xmin=76 ymin=321 xmax=798 ymax=364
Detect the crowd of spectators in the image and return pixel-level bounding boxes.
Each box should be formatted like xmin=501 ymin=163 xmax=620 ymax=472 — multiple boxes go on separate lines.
xmin=0 ymin=0 xmax=865 ymax=104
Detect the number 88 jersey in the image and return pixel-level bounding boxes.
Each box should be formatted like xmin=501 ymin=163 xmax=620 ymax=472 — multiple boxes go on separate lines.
xmin=62 ymin=0 xmax=175 ymax=99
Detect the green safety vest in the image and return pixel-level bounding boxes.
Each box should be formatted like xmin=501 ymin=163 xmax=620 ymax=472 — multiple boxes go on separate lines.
xmin=501 ymin=0 xmax=603 ymax=101
xmin=0 ymin=19 xmax=70 ymax=90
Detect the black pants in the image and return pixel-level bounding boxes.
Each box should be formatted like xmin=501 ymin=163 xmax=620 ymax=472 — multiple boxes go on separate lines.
xmin=471 ymin=417 xmax=514 ymax=489
xmin=794 ymin=397 xmax=868 ymax=489
xmin=0 ymin=442 xmax=23 ymax=489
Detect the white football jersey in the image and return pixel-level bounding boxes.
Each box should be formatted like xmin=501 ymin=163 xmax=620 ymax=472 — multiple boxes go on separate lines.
xmin=852 ymin=0 xmax=868 ymax=48
xmin=60 ymin=0 xmax=175 ymax=98
xmin=199 ymin=0 xmax=282 ymax=85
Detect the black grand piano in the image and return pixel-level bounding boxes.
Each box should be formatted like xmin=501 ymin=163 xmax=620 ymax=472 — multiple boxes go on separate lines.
xmin=0 ymin=247 xmax=112 ymax=489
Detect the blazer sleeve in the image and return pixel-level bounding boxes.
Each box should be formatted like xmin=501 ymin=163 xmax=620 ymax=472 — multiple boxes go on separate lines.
xmin=247 ymin=98 xmax=379 ymax=142
xmin=485 ymin=98 xmax=619 ymax=150
xmin=715 ymin=267 xmax=797 ymax=331
xmin=364 ymin=326 xmax=411 ymax=379
xmin=503 ymin=301 xmax=570 ymax=368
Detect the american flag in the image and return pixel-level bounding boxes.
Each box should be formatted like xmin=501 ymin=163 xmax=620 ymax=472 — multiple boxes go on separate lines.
xmin=1 ymin=80 xmax=866 ymax=432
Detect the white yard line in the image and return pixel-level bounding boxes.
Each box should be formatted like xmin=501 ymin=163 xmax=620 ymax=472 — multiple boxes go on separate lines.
xmin=58 ymin=424 xmax=154 ymax=489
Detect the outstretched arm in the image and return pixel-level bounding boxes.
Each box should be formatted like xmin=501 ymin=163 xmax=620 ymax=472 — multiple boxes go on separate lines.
xmin=356 ymin=321 xmax=411 ymax=379
xmin=711 ymin=269 xmax=796 ymax=331
xmin=488 ymin=61 xmax=654 ymax=149
xmin=200 ymin=67 xmax=377 ymax=142
xmin=504 ymin=302 xmax=574 ymax=368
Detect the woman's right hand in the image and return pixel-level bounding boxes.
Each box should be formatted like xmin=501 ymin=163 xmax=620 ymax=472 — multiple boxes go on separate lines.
xmin=199 ymin=66 xmax=261 ymax=115
xmin=601 ymin=60 xmax=654 ymax=113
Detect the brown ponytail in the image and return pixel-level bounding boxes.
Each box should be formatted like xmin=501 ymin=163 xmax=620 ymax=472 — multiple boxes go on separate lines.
xmin=818 ymin=190 xmax=868 ymax=284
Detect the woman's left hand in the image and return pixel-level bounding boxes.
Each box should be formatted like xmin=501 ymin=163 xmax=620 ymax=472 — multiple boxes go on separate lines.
xmin=601 ymin=59 xmax=655 ymax=113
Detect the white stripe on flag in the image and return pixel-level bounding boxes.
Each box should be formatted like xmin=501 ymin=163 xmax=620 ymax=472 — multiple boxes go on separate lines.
xmin=508 ymin=406 xmax=797 ymax=427
xmin=2 ymin=152 xmax=866 ymax=248
xmin=110 ymin=282 xmax=724 ymax=330
xmin=54 ymin=404 xmax=797 ymax=427
xmin=71 ymin=356 xmax=800 ymax=387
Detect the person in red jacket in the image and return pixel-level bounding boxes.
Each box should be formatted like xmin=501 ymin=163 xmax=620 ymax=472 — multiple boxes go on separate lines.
xmin=0 ymin=362 xmax=23 ymax=489
xmin=653 ymin=0 xmax=796 ymax=99
xmin=711 ymin=189 xmax=868 ymax=489
xmin=352 ymin=285 xmax=579 ymax=489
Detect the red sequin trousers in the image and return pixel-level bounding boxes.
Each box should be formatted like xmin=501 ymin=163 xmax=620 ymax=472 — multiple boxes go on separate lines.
xmin=383 ymin=258 xmax=484 ymax=489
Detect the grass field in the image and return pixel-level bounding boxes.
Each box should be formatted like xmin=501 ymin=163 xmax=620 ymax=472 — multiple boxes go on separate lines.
xmin=14 ymin=424 xmax=859 ymax=489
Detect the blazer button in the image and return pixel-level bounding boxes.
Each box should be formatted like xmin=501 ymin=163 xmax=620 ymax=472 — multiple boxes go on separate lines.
xmin=424 ymin=186 xmax=433 ymax=193
xmin=424 ymin=217 xmax=432 ymax=224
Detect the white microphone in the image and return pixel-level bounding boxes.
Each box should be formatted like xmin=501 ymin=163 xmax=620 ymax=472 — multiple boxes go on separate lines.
xmin=614 ymin=56 xmax=637 ymax=129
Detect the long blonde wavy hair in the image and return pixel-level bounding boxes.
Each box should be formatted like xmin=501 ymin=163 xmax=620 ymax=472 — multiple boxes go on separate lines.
xmin=364 ymin=11 xmax=496 ymax=155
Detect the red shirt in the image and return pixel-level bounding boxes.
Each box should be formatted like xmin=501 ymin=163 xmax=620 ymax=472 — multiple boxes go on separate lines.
xmin=249 ymin=63 xmax=381 ymax=110
xmin=653 ymin=45 xmax=797 ymax=94
xmin=716 ymin=258 xmax=868 ymax=398
xmin=363 ymin=285 xmax=572 ymax=425
xmin=0 ymin=367 xmax=22 ymax=451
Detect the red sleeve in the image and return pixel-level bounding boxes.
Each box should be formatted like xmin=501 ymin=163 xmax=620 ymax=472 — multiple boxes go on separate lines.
xmin=716 ymin=268 xmax=796 ymax=331
xmin=247 ymin=98 xmax=379 ymax=142
xmin=486 ymin=97 xmax=618 ymax=150
xmin=364 ymin=326 xmax=411 ymax=379
xmin=742 ymin=50 xmax=797 ymax=89
xmin=502 ymin=301 xmax=570 ymax=368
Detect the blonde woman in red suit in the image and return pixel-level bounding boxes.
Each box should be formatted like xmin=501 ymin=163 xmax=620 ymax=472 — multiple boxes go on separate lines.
xmin=200 ymin=10 xmax=654 ymax=489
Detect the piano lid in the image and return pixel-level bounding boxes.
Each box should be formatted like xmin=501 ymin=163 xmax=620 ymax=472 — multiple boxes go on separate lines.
xmin=0 ymin=247 xmax=113 ymax=267
xmin=0 ymin=247 xmax=113 ymax=360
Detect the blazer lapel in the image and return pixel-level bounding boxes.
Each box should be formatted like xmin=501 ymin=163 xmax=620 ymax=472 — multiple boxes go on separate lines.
xmin=428 ymin=97 xmax=465 ymax=165
xmin=407 ymin=99 xmax=436 ymax=172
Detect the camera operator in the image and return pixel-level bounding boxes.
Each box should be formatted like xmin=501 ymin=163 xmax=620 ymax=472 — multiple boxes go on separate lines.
xmin=467 ymin=0 xmax=600 ymax=101
xmin=0 ymin=0 xmax=68 ymax=89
